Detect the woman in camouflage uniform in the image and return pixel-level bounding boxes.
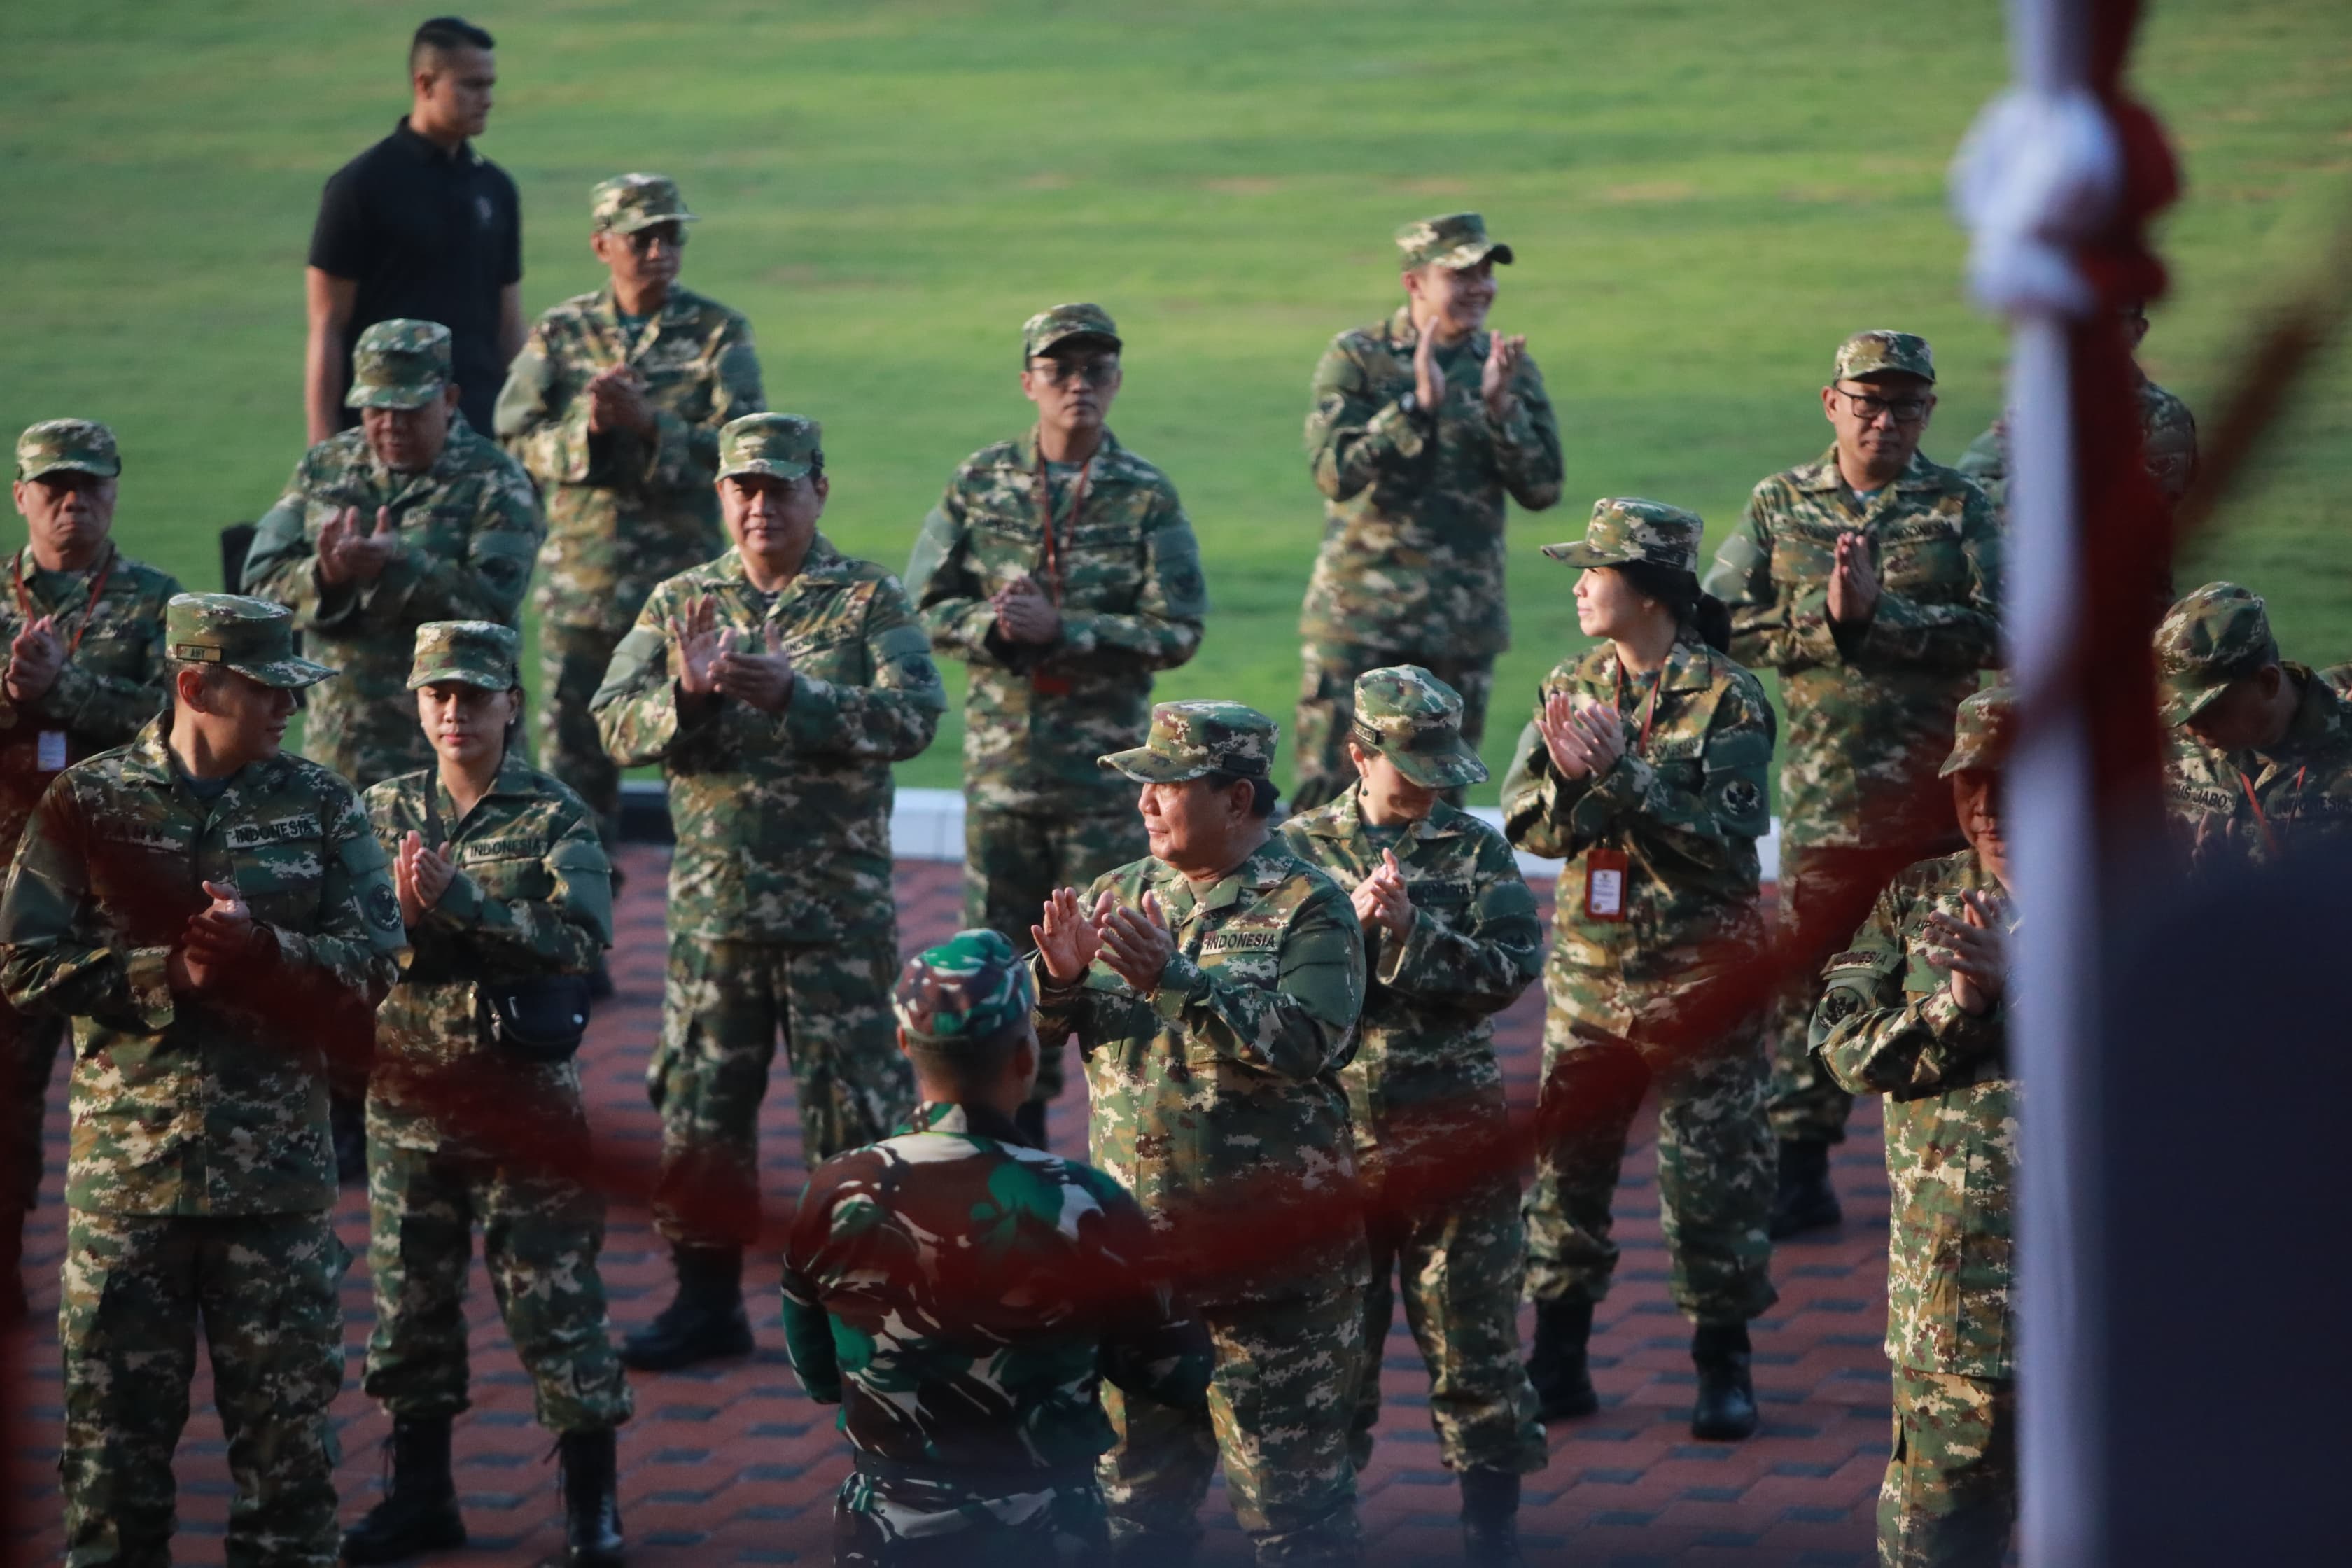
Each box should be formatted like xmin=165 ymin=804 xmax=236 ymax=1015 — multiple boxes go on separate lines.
xmin=1499 ymin=498 xmax=1780 ymax=1443
xmin=342 ymin=620 xmax=630 ymax=1568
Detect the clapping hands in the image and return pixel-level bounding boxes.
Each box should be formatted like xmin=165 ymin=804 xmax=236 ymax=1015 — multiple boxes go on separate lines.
xmin=1032 ymin=886 xmax=1175 ymax=994
xmin=394 ymin=830 xmax=456 ymax=927
xmin=6 ymin=615 xmax=64 ymax=704
xmin=1352 ymin=848 xmax=1413 ymax=938
xmin=1921 ymin=890 xmax=2007 ymax=1016
xmin=1536 ymin=690 xmax=1628 ymax=781
xmin=668 ymin=595 xmax=796 ymax=711
xmin=317 ymin=506 xmax=401 ymax=587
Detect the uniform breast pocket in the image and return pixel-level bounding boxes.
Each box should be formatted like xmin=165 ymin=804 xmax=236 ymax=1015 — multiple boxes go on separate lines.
xmin=225 ymin=827 xmax=328 ymax=927
xmin=1768 ymin=531 xmax=1837 ymax=590
xmin=1060 ymin=514 xmax=1146 ymax=606
xmin=788 ymin=633 xmax=867 ymax=686
xmin=1878 ymin=522 xmax=1968 ymax=597
xmin=462 ymin=850 xmax=550 ymax=904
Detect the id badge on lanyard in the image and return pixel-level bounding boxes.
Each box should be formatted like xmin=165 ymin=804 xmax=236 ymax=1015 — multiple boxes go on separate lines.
xmin=1584 ymin=847 xmax=1630 ymax=921
xmin=1028 ymin=453 xmax=1085 ymax=699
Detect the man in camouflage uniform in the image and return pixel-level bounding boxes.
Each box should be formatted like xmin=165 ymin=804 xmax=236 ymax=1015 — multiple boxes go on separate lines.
xmin=1 ymin=419 xmax=183 ymax=1320
xmin=2155 ymin=582 xmax=2352 ymax=871
xmin=0 ymin=594 xmax=406 ymax=1567
xmin=1812 ymin=686 xmax=2022 ymax=1567
xmin=245 ymin=317 xmax=544 ymax=791
xmin=496 ymin=172 xmax=766 ymax=850
xmin=1295 ymin=212 xmax=1564 ymax=812
xmin=905 ymin=302 xmax=1208 ymax=1141
xmin=594 ymin=412 xmax=937 ymax=1369
xmin=1031 ymin=701 xmax=1368 ymax=1566
xmin=1702 ymin=330 xmax=2002 ymax=1238
xmin=342 ymin=622 xmax=629 ymax=1567
xmin=1280 ymin=667 xmax=1546 ymax=1564
xmin=783 ymin=929 xmax=1212 ymax=1567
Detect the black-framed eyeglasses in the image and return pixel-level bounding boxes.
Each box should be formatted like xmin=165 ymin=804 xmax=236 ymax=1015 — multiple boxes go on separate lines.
xmin=620 ymin=224 xmax=686 ymax=255
xmin=1028 ymin=356 xmax=1121 ymax=388
xmin=1835 ymin=387 xmax=1931 ymax=424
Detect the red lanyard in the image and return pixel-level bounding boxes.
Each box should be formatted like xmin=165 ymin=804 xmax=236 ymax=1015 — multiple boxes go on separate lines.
xmin=2236 ymin=766 xmax=2302 ymax=860
xmin=1032 ymin=447 xmax=1091 ymax=608
xmin=1612 ymin=659 xmax=1662 ymax=755
xmin=13 ymin=544 xmax=116 ymax=659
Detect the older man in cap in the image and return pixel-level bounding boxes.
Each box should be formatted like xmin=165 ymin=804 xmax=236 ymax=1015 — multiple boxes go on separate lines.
xmin=246 ymin=317 xmax=545 ymax=793
xmin=595 ymin=412 xmax=939 ymax=1370
xmin=2156 ymin=581 xmax=2352 ymax=871
xmin=496 ymin=172 xmax=766 ymax=852
xmin=1703 ymin=330 xmax=2003 ymax=1239
xmin=1812 ymin=685 xmax=2023 ymax=1568
xmin=0 ymin=592 xmax=407 ymax=1567
xmin=905 ymin=302 xmax=1208 ymax=1144
xmin=1030 ymin=700 xmax=1367 ymax=1566
xmin=1 ymin=419 xmax=184 ymax=1319
xmin=1280 ymin=666 xmax=1546 ymax=1564
xmin=1294 ymin=212 xmax=1564 ymax=815
xmin=783 ymin=927 xmax=1212 ymax=1568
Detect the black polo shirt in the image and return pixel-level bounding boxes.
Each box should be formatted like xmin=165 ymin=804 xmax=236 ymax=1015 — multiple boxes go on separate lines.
xmin=309 ymin=116 xmax=523 ymax=435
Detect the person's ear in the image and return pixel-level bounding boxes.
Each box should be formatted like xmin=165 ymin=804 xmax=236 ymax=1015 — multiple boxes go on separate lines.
xmin=811 ymin=473 xmax=830 ymax=508
xmin=442 ymin=384 xmax=463 ymax=416
xmin=591 ymin=229 xmax=613 ymax=267
xmin=895 ymin=1027 xmax=914 ymax=1060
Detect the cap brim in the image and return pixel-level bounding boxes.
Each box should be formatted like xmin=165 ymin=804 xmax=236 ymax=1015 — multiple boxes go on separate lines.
xmin=1028 ymin=328 xmax=1123 ymax=360
xmin=716 ymin=458 xmax=813 ymax=483
xmin=1435 ymin=241 xmax=1512 ymax=269
xmin=407 ymin=664 xmax=515 ymax=692
xmin=1099 ymin=746 xmax=1211 ymax=783
xmin=605 ymin=210 xmax=698 ymax=234
xmin=346 ymin=383 xmax=444 ymax=410
xmin=22 ymin=457 xmax=120 ymax=481
xmin=1938 ymin=746 xmax=2001 ymax=778
xmin=232 ymin=656 xmax=340 ymax=691
xmin=1387 ymin=741 xmax=1490 ymax=790
xmin=1539 ymin=541 xmax=1630 ymax=568
xmin=1843 ymin=365 xmax=1937 ymax=387
xmin=2161 ymin=679 xmax=2228 ymax=728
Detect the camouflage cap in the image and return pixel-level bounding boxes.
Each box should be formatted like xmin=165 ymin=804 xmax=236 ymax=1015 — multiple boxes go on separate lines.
xmin=1540 ymin=497 xmax=1704 ymax=575
xmin=1395 ymin=212 xmax=1514 ymax=271
xmin=590 ymin=172 xmax=696 ymax=234
xmin=2155 ymin=581 xmax=2280 ymax=726
xmin=347 ymin=319 xmax=454 ymax=410
xmin=715 ymin=413 xmax=821 ymax=483
xmin=15 ymin=419 xmax=120 ymax=482
xmin=407 ymin=620 xmax=522 ymax=691
xmin=892 ymin=929 xmax=1038 ymax=1051
xmin=1940 ymin=685 xmax=2019 ymax=776
xmin=1023 ymin=302 xmax=1122 ymax=360
xmin=1352 ymin=665 xmax=1488 ymax=790
xmin=1101 ymin=700 xmax=1278 ymax=783
xmin=165 ymin=594 xmax=337 ymax=690
xmin=1832 ymin=330 xmax=1936 ymax=385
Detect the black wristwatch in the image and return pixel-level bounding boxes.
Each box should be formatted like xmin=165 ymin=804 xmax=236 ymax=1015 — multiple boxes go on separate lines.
xmin=1398 ymin=390 xmax=1432 ymax=425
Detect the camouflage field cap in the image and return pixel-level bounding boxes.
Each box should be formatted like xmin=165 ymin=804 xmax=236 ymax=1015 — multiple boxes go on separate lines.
xmin=1832 ymin=330 xmax=1936 ymax=385
xmin=1023 ymin=302 xmax=1122 ymax=360
xmin=1540 ymin=497 xmax=1704 ymax=575
xmin=2155 ymin=581 xmax=2280 ymax=726
xmin=1352 ymin=665 xmax=1488 ymax=790
xmin=591 ymin=172 xmax=696 ymax=234
xmin=1396 ymin=212 xmax=1514 ymax=271
xmin=165 ymin=594 xmax=337 ymax=689
xmin=1101 ymin=700 xmax=1277 ymax=783
xmin=15 ymin=419 xmax=120 ymax=482
xmin=407 ymin=620 xmax=522 ymax=691
xmin=892 ymin=929 xmax=1038 ymax=1051
xmin=1940 ymin=685 xmax=2019 ymax=776
xmin=347 ymin=319 xmax=454 ymax=410
xmin=715 ymin=413 xmax=822 ymax=483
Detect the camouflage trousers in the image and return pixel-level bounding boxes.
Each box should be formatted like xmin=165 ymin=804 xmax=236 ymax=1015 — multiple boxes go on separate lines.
xmin=302 ymin=678 xmax=433 ymax=795
xmin=4 ymin=992 xmax=67 ymax=1289
xmin=1879 ymin=1368 xmax=2016 ymax=1568
xmin=964 ymin=802 xmax=1146 ymax=1103
xmin=360 ymin=1114 xmax=633 ymax=1435
xmin=61 ymin=1207 xmax=349 ymax=1567
xmin=1101 ymin=1275 xmax=1364 ymax=1565
xmin=537 ymin=618 xmax=628 ymax=850
xmin=832 ymin=1466 xmax=1109 ymax=1566
xmin=1293 ymin=640 xmax=1494 ymax=814
xmin=650 ymin=934 xmax=915 ymax=1249
xmin=1524 ymin=1009 xmax=1778 ymax=1324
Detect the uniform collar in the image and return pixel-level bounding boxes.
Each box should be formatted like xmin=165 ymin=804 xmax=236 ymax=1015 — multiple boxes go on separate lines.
xmin=1294 ymin=783 xmax=1466 ymax=845
xmin=360 ymin=414 xmax=484 ymax=500
xmin=2246 ymin=664 xmax=2344 ymax=778
xmin=908 ymin=1100 xmax=1035 ymax=1147
xmin=708 ymin=534 xmax=848 ymax=591
xmin=391 ymin=115 xmax=481 ymax=168
xmin=427 ymin=753 xmax=540 ymax=836
xmin=120 ymin=715 xmax=290 ymax=806
xmin=1598 ymin=632 xmax=1716 ymax=696
xmin=1016 ymin=426 xmax=1124 ymax=472
xmin=589 ymin=284 xmax=696 ymax=348
xmin=1384 ymin=303 xmax=1485 ymax=360
xmin=1793 ymin=443 xmax=1939 ymax=496
xmin=1150 ymin=840 xmax=1292 ymax=920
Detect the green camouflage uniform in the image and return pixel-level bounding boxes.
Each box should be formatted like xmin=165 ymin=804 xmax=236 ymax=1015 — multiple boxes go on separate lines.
xmin=2155 ymin=582 xmax=2352 ymax=873
xmin=495 ymin=174 xmax=767 ymax=847
xmin=0 ymin=594 xmax=405 ymax=1567
xmin=1505 ymin=500 xmax=1779 ymax=1326
xmin=244 ymin=318 xmax=545 ymax=790
xmin=1296 ymin=214 xmax=1564 ymax=811
xmin=1702 ymin=332 xmax=2003 ymax=1147
xmin=1034 ymin=703 xmax=1368 ymax=1564
xmin=1813 ymin=689 xmax=2022 ymax=1568
xmin=358 ymin=622 xmax=631 ymax=1436
xmin=1278 ymin=666 xmax=1546 ymax=1478
xmin=1 ymin=421 xmax=183 ymax=1293
xmin=783 ymin=930 xmax=1212 ymax=1565
xmin=592 ymin=414 xmax=937 ymax=1247
xmin=905 ymin=305 xmax=1209 ymax=1106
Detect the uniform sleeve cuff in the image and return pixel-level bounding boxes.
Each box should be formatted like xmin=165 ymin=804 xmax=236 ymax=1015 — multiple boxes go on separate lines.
xmin=1149 ymin=952 xmax=1205 ymax=1022
xmin=127 ymin=945 xmax=176 ymax=1028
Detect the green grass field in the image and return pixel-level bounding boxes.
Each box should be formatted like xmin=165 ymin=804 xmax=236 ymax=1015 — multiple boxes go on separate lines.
xmin=5 ymin=0 xmax=2347 ymax=794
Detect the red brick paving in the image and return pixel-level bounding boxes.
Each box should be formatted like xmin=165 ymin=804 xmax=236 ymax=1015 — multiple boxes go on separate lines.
xmin=4 ymin=847 xmax=1891 ymax=1565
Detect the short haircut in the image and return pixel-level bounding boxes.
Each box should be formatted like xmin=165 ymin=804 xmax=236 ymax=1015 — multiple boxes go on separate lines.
xmin=905 ymin=1016 xmax=1030 ymax=1098
xmin=411 ymin=15 xmax=494 ymax=72
xmin=1208 ymin=769 xmax=1280 ymax=820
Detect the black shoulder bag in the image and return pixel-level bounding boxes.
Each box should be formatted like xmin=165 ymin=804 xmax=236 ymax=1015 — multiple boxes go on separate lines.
xmin=424 ymin=788 xmax=594 ymax=1063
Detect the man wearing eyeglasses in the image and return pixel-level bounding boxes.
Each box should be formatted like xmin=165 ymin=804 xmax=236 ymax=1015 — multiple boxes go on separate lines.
xmin=495 ymin=174 xmax=766 ymax=853
xmin=904 ymin=304 xmax=1208 ymax=1144
xmin=1703 ymin=330 xmax=2002 ymax=1241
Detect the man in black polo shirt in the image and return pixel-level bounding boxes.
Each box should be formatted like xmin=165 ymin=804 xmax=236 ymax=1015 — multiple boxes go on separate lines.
xmin=305 ymin=16 xmax=523 ymax=443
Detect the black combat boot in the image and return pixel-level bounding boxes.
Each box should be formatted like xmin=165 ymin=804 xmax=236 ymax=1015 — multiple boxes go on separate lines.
xmin=342 ymin=1415 xmax=466 ymax=1563
xmin=1690 ymin=1323 xmax=1760 ymax=1441
xmin=1460 ymin=1466 xmax=1524 ymax=1566
xmin=553 ymin=1428 xmax=624 ymax=1567
xmin=1768 ymin=1138 xmax=1842 ymax=1239
xmin=1523 ymin=1298 xmax=1598 ymax=1420
xmin=618 ymin=1243 xmax=754 ymax=1371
